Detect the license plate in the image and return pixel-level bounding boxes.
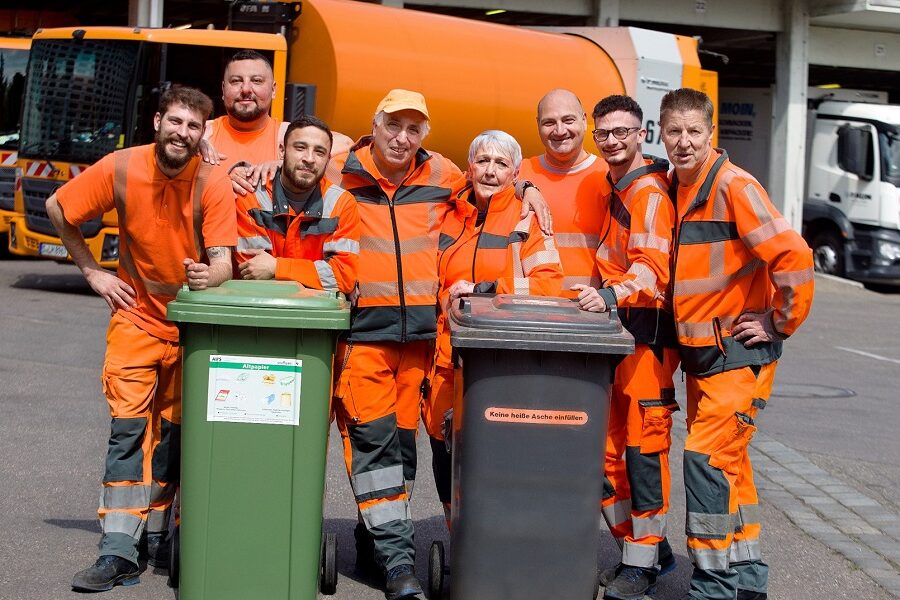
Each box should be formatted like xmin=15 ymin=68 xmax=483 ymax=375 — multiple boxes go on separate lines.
xmin=39 ymin=242 xmax=68 ymax=258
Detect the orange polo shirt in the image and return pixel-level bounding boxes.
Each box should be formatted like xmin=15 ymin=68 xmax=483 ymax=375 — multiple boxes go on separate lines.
xmin=56 ymin=145 xmax=237 ymax=341
xmin=207 ymin=115 xmax=282 ymax=172
xmin=519 ymin=153 xmax=611 ymax=297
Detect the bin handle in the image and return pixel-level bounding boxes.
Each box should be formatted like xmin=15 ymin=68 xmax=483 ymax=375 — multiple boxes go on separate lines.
xmin=608 ymin=305 xmax=621 ymax=325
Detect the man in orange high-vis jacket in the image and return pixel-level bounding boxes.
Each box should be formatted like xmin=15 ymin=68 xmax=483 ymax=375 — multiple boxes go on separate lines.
xmin=660 ymin=88 xmax=814 ymax=600
xmin=200 ymin=49 xmax=353 ymax=192
xmin=425 ymin=130 xmax=564 ymax=528
xmin=46 ymin=86 xmax=237 ymax=593
xmin=518 ymin=88 xmax=612 ymax=298
xmin=234 ymin=115 xmax=359 ymax=293
xmin=573 ymin=95 xmax=680 ymax=600
xmin=328 ymin=90 xmax=551 ymax=600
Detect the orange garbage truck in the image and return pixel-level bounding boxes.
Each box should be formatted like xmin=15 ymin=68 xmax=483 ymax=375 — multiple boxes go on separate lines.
xmin=9 ymin=0 xmax=716 ymax=266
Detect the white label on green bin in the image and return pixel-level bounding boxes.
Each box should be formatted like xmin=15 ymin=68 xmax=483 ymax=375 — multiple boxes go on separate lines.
xmin=206 ymin=355 xmax=302 ymax=425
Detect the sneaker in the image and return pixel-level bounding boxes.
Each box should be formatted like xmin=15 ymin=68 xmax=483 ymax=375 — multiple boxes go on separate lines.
xmin=72 ymin=555 xmax=140 ymax=592
xmin=737 ymin=592 xmax=767 ymax=600
xmin=603 ymin=566 xmax=657 ymax=600
xmin=145 ymin=532 xmax=170 ymax=569
xmin=599 ymin=537 xmax=677 ymax=587
xmin=384 ymin=563 xmax=423 ymax=600
xmin=354 ymin=523 xmax=379 ymax=577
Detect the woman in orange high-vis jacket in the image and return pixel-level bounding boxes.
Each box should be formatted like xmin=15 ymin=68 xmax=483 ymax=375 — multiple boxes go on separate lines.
xmin=424 ymin=130 xmax=564 ymax=527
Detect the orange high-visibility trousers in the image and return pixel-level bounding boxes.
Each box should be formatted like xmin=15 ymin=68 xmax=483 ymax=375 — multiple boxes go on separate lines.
xmin=683 ymin=362 xmax=776 ymax=599
xmin=602 ymin=344 xmax=679 ymax=569
xmin=98 ymin=312 xmax=181 ymax=565
xmin=333 ymin=339 xmax=429 ymax=570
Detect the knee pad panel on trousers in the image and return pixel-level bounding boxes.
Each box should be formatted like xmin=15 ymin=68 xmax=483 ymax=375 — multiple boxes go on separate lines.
xmin=625 ymin=445 xmax=664 ymax=511
xmin=430 ymin=436 xmax=452 ymax=504
xmin=398 ymin=427 xmax=417 ymax=484
xmin=708 ymin=412 xmax=756 ymax=476
xmin=151 ymin=418 xmax=181 ymax=483
xmin=348 ymin=414 xmax=406 ymax=502
xmin=104 ymin=417 xmax=147 ymax=482
xmin=684 ymin=449 xmax=731 ymax=539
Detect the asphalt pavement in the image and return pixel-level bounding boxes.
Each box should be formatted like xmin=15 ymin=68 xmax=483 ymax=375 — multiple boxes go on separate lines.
xmin=0 ymin=260 xmax=898 ymax=600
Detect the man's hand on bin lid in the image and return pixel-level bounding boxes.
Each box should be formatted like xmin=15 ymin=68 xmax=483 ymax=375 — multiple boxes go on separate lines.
xmin=184 ymin=258 xmax=212 ymax=291
xmin=571 ymin=284 xmax=607 ymax=312
xmin=238 ymin=248 xmax=277 ymax=280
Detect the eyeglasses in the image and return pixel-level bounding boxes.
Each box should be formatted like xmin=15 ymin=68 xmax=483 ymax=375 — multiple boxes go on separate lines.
xmin=592 ymin=127 xmax=640 ymax=142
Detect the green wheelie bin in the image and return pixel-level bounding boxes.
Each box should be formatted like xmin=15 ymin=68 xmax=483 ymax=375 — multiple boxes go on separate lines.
xmin=167 ymin=280 xmax=349 ymax=599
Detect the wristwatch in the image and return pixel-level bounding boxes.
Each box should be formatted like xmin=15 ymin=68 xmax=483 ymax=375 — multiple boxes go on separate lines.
xmin=520 ymin=180 xmax=540 ymax=193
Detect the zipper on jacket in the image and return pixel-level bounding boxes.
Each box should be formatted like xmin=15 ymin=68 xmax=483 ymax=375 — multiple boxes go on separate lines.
xmin=386 ymin=197 xmax=407 ymax=342
xmin=471 ymin=218 xmax=488 ymax=283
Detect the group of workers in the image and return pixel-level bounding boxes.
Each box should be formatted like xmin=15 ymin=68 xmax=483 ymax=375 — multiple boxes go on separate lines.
xmin=48 ymin=48 xmax=815 ymax=600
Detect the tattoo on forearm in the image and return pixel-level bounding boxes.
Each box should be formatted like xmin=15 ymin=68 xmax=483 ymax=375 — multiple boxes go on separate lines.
xmin=206 ymin=246 xmax=228 ymax=258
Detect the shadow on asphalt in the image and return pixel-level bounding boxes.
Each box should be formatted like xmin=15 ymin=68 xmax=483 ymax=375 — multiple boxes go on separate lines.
xmin=12 ymin=273 xmax=94 ymax=296
xmin=44 ymin=518 xmax=101 ymax=533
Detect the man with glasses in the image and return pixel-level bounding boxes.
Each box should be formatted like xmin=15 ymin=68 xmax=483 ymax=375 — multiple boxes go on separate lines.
xmin=575 ymin=95 xmax=679 ymax=600
xmin=518 ymin=88 xmax=611 ymax=299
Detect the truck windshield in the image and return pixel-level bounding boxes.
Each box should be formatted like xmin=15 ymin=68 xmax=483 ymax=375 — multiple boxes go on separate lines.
xmin=0 ymin=46 xmax=29 ymax=150
xmin=19 ymin=39 xmax=139 ymax=163
xmin=881 ymin=131 xmax=900 ymax=187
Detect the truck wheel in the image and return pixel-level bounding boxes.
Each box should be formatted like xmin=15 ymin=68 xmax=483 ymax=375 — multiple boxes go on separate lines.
xmin=167 ymin=525 xmax=180 ymax=589
xmin=320 ymin=532 xmax=337 ymax=595
xmin=429 ymin=541 xmax=445 ymax=599
xmin=812 ymin=230 xmax=845 ymax=277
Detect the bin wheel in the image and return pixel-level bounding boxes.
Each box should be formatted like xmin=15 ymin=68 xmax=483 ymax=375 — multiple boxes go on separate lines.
xmin=320 ymin=532 xmax=337 ymax=595
xmin=428 ymin=541 xmax=445 ymax=599
xmin=167 ymin=525 xmax=180 ymax=589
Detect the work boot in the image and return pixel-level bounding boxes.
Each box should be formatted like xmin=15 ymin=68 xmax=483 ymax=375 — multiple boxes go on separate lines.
xmin=145 ymin=532 xmax=170 ymax=569
xmin=737 ymin=592 xmax=767 ymax=600
xmin=384 ymin=563 xmax=423 ymax=600
xmin=354 ymin=523 xmax=379 ymax=577
xmin=599 ymin=537 xmax=677 ymax=586
xmin=603 ymin=566 xmax=657 ymax=600
xmin=72 ymin=555 xmax=140 ymax=592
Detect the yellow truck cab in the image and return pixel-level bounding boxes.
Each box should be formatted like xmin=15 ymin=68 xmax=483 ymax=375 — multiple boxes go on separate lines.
xmin=0 ymin=36 xmax=30 ymax=242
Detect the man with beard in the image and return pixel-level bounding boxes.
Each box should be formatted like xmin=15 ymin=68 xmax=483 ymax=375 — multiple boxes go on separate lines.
xmin=576 ymin=95 xmax=679 ymax=600
xmin=203 ymin=49 xmax=352 ymax=193
xmin=46 ymin=86 xmax=237 ymax=592
xmin=234 ymin=114 xmax=359 ymax=294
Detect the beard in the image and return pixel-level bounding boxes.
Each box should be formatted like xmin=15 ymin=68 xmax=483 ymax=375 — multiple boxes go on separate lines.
xmin=154 ymin=130 xmax=199 ymax=171
xmin=282 ymin=163 xmax=321 ymax=192
xmin=228 ymin=98 xmax=266 ymax=123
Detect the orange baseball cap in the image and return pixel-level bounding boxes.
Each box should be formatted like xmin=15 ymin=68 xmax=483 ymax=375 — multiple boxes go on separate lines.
xmin=375 ymin=89 xmax=430 ymax=120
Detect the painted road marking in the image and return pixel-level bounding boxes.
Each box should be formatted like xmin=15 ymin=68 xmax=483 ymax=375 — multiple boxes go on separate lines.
xmin=835 ymin=346 xmax=900 ymax=365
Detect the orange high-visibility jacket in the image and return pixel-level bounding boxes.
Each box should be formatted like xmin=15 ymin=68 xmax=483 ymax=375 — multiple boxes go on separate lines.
xmin=235 ymin=173 xmax=360 ymax=294
xmin=519 ymin=154 xmax=611 ymax=297
xmin=596 ymin=156 xmax=677 ymax=347
xmin=671 ymin=149 xmax=815 ymax=376
xmin=435 ymin=185 xmax=564 ymax=368
xmin=330 ymin=138 xmax=467 ymax=342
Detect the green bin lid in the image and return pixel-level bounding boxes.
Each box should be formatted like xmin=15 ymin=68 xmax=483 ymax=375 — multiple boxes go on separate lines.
xmin=167 ymin=280 xmax=350 ymax=330
xmin=449 ymin=294 xmax=634 ymax=354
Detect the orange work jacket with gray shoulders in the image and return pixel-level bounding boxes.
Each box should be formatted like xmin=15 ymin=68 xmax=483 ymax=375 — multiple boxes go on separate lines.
xmin=595 ymin=156 xmax=677 ymax=347
xmin=434 ymin=185 xmax=564 ymax=368
xmin=328 ymin=137 xmax=467 ymax=342
xmin=234 ymin=172 xmax=360 ymax=294
xmin=670 ymin=149 xmax=815 ymax=376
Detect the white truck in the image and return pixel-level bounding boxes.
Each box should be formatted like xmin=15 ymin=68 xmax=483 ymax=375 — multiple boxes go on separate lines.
xmin=720 ymin=87 xmax=900 ymax=285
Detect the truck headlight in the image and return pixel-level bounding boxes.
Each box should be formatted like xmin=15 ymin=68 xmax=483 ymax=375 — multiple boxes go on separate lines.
xmin=876 ymin=239 xmax=900 ymax=262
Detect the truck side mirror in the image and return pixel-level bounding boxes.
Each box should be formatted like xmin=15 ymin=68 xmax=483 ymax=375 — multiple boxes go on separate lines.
xmin=837 ymin=125 xmax=874 ymax=181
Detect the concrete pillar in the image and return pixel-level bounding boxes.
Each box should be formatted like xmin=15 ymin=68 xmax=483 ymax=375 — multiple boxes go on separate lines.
xmin=592 ymin=0 xmax=620 ymax=27
xmin=768 ymin=0 xmax=808 ymax=231
xmin=128 ymin=0 xmax=164 ymax=28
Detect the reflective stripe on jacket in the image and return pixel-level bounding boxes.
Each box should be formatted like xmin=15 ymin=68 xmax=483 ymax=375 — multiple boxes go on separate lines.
xmin=235 ymin=173 xmax=360 ymax=294
xmin=435 ymin=185 xmax=564 ymax=368
xmin=671 ymin=149 xmax=815 ymax=375
xmin=330 ymin=139 xmax=466 ymax=342
xmin=596 ymin=156 xmax=677 ymax=347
